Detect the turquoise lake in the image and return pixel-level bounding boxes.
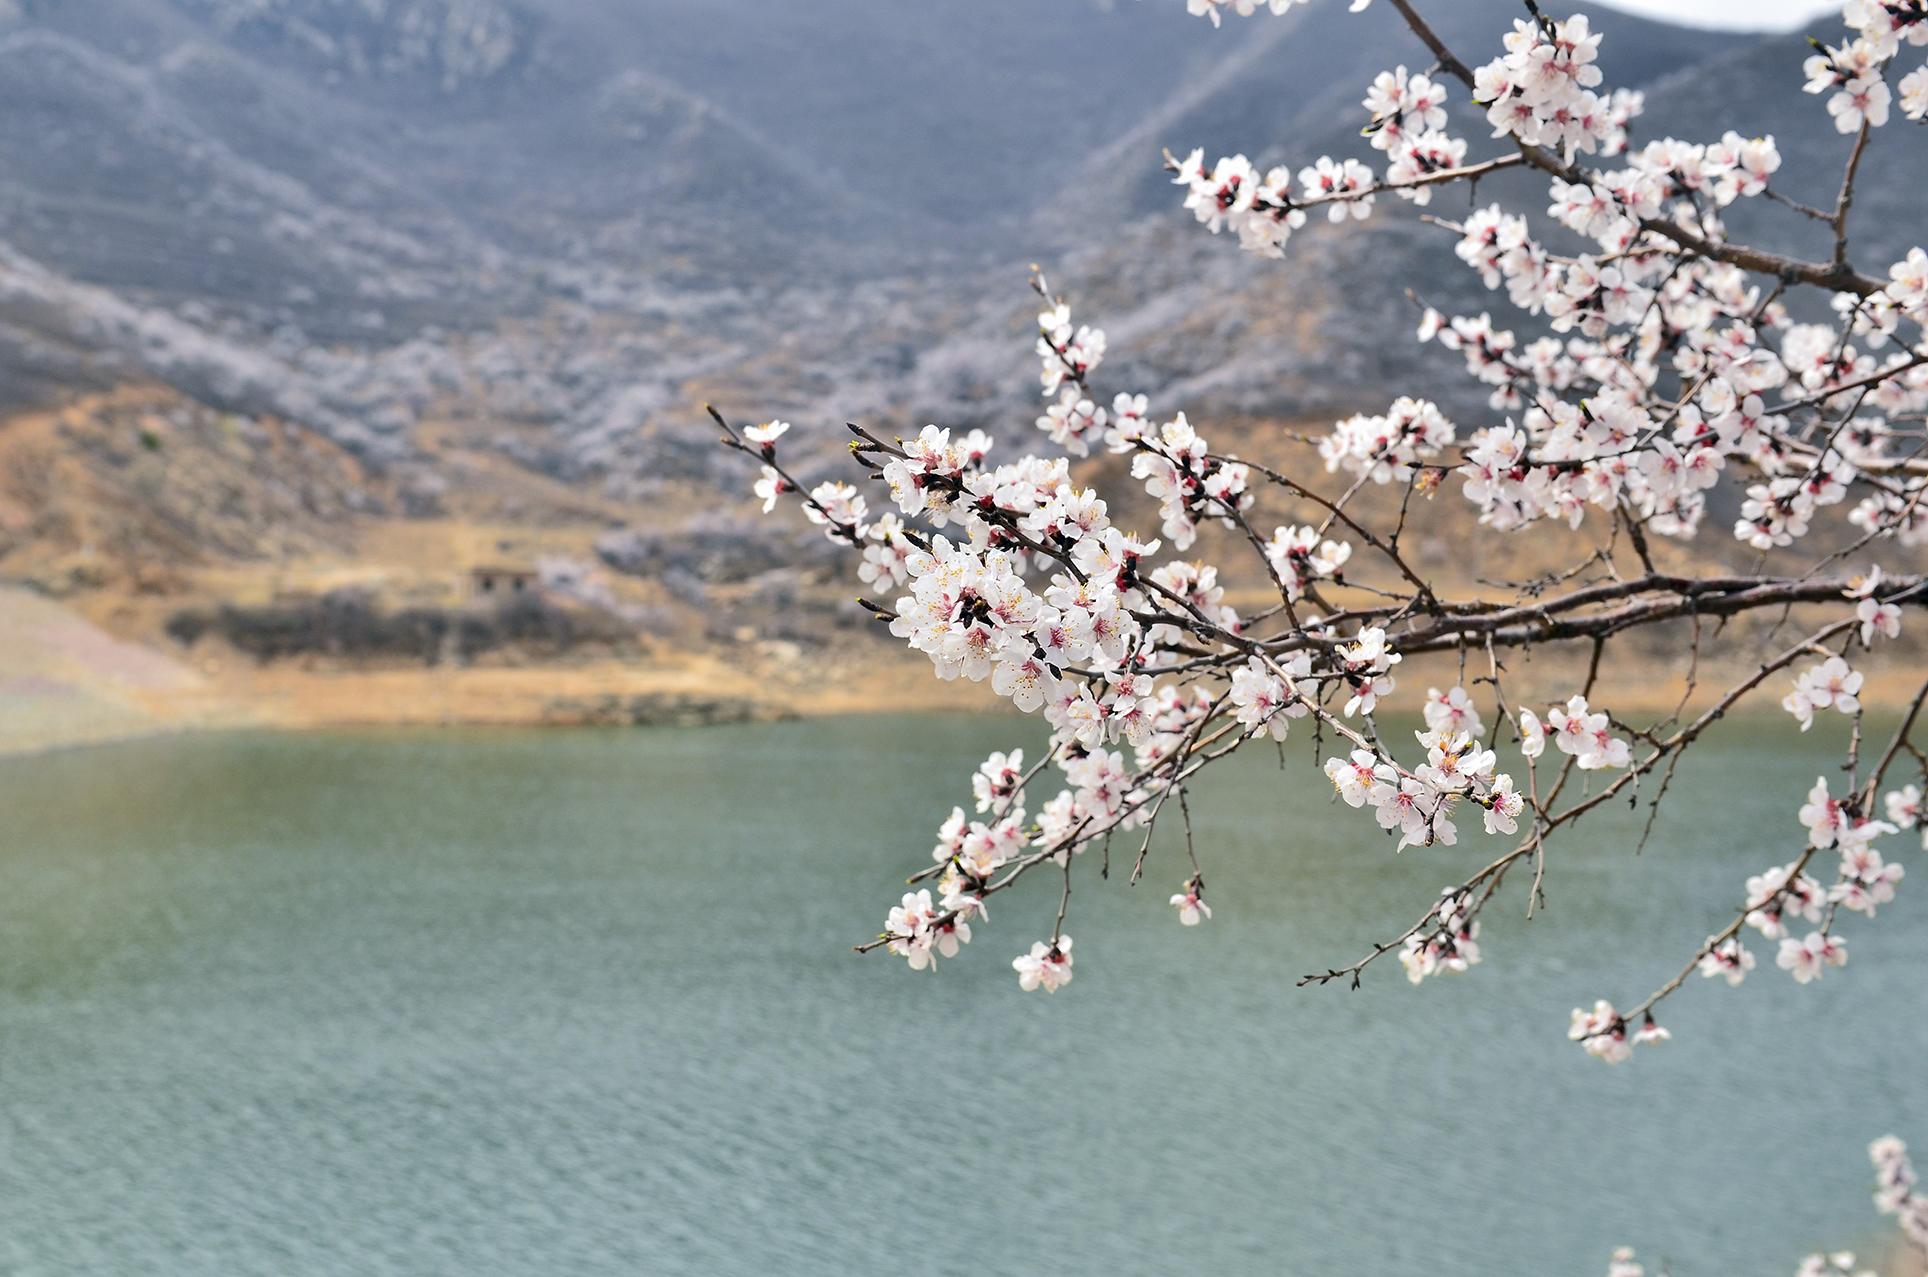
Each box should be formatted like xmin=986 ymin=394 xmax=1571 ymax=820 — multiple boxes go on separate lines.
xmin=0 ymin=716 xmax=1921 ymax=1275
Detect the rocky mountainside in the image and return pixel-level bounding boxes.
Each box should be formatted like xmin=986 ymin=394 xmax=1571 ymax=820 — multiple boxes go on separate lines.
xmin=0 ymin=0 xmax=1921 ymax=541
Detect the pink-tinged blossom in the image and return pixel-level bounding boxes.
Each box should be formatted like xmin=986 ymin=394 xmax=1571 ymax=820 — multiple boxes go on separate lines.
xmin=1828 ymin=74 xmax=1891 ymax=133
xmin=752 ymin=465 xmax=788 ymax=513
xmin=1482 ymin=773 xmax=1525 ymax=835
xmin=1870 ymin=1135 xmax=1928 ymax=1250
xmin=1321 ymin=398 xmax=1456 ymax=484
xmin=1324 ymin=749 xmax=1380 ymax=808
xmin=1901 ymin=64 xmax=1928 ymax=119
xmin=1776 ymin=930 xmax=1848 ymax=983
xmin=1784 ymin=657 xmax=1864 ymax=731
xmin=803 ymin=480 xmax=868 ymax=542
xmin=1299 ymin=155 xmax=1376 ymax=221
xmin=1013 ymin=937 xmax=1074 ymax=992
xmin=1369 ymin=768 xmax=1456 ymax=852
xmin=1170 ymin=880 xmax=1212 ymax=926
xmin=1606 ymin=1247 xmax=1645 ymax=1277
xmin=1264 ymin=524 xmax=1352 ymax=601
xmin=1697 ymin=936 xmax=1756 ymax=986
xmin=1518 ymin=708 xmax=1546 ymax=759
xmin=1568 ymin=999 xmax=1632 ymax=1063
xmin=885 ymin=890 xmax=940 ymax=971
xmin=1424 ymin=685 xmax=1486 ymax=740
xmin=1544 ymin=695 xmax=1630 ymax=770
xmin=1398 ymin=891 xmax=1482 ymax=984
xmin=1229 ymin=656 xmax=1304 ymax=741
xmin=1884 ymin=785 xmax=1923 ymax=848
xmin=1800 ymin=776 xmax=1897 ymax=850
xmin=1857 ymin=597 xmax=1902 ymax=645
xmin=1745 ymin=862 xmax=1826 ymax=940
xmin=1336 ymin=625 xmax=1401 ymax=717
xmin=1830 ymin=844 xmax=1904 ymax=916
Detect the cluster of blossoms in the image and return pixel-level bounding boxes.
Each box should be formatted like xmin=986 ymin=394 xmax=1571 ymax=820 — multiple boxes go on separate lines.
xmin=1783 ymin=656 xmax=1863 ymax=730
xmin=723 ymin=0 xmax=1928 ymax=1119
xmin=1873 ymin=1135 xmax=1928 ymax=1251
xmin=1454 ymin=366 xmax=1780 ymax=542
xmin=1522 ymin=696 xmax=1630 ymax=771
xmin=1886 ymin=781 xmax=1927 ymax=849
xmin=1396 ymin=888 xmax=1483 ymax=984
xmin=1170 ymin=41 xmax=1478 ymax=258
xmin=1799 ymin=775 xmax=1898 ymax=853
xmin=1172 ymin=150 xmax=1300 ymax=258
xmin=1263 ymin=524 xmax=1352 ymax=602
xmin=1805 ymin=0 xmax=1928 ymax=130
xmin=1322 ymin=698 xmax=1524 ymax=854
xmin=1036 ymin=302 xmax=1110 ymax=456
xmin=883 ymin=888 xmax=975 ymax=972
xmin=1131 ymin=413 xmax=1254 ymax=549
xmin=1774 ymin=927 xmax=1851 ymax=984
xmin=1229 ymin=654 xmax=1309 ymax=740
xmin=1012 ymin=937 xmax=1075 ymax=992
xmin=1567 ymin=998 xmax=1668 ymax=1064
xmin=1363 ymin=64 xmax=1449 ymax=159
xmin=1362 ymin=65 xmax=1469 ymax=206
xmin=1699 ymin=770 xmax=1909 ymax=995
xmin=1696 ymin=935 xmax=1756 ymax=986
xmin=1320 ymin=397 xmax=1456 ymax=484
xmin=1474 ymin=14 xmax=1638 ymax=159
xmin=1742 ymin=861 xmax=1828 ymax=944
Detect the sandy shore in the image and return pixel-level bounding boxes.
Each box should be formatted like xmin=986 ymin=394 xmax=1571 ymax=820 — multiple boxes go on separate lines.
xmin=0 ymin=585 xmax=252 ymax=755
xmin=6 ymin=582 xmax=1922 ymax=760
xmin=0 ymin=584 xmax=1000 ymax=756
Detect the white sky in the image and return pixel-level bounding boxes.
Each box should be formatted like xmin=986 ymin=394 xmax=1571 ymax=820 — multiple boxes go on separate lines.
xmin=1594 ymin=0 xmax=1839 ymax=31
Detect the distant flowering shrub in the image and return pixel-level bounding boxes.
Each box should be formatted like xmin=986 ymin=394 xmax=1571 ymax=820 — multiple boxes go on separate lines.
xmin=720 ymin=1 xmax=1927 ymax=1265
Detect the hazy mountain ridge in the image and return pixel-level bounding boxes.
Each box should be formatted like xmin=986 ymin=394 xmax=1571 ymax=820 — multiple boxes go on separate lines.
xmin=169 ymin=0 xmax=536 ymax=92
xmin=0 ymin=0 xmax=1920 ymax=520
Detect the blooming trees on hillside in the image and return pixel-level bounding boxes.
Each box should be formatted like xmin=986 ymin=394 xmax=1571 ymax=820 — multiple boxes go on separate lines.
xmin=718 ymin=1 xmax=1926 ymax=1265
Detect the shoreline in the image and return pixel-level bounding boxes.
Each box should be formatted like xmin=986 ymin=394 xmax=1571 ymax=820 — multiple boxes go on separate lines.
xmin=0 ymin=696 xmax=1014 ymax=761
xmin=3 ymin=667 xmax=1891 ymax=762
xmin=8 ymin=585 xmax=1922 ymax=763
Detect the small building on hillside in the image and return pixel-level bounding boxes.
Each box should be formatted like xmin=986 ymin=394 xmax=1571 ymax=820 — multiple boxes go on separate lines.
xmin=469 ymin=565 xmax=539 ymax=599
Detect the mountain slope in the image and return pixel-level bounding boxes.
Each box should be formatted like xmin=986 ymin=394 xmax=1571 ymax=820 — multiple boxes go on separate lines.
xmin=0 ymin=1 xmax=1915 ymax=487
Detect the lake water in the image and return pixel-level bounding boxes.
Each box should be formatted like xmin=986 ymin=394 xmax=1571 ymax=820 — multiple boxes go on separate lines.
xmin=0 ymin=716 xmax=1921 ymax=1275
